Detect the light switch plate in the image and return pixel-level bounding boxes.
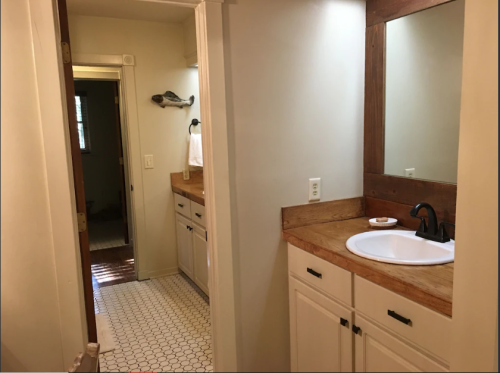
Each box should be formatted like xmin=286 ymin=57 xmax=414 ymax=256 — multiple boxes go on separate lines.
xmin=145 ymin=155 xmax=154 ymax=169
xmin=405 ymin=168 xmax=416 ymax=178
xmin=309 ymin=178 xmax=321 ymax=202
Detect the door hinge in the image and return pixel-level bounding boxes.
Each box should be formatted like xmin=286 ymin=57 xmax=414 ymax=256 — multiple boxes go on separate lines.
xmin=119 ymin=157 xmax=124 ymax=165
xmin=115 ymin=96 xmax=119 ymax=104
xmin=61 ymin=42 xmax=71 ymax=64
xmin=77 ymin=212 xmax=87 ymax=233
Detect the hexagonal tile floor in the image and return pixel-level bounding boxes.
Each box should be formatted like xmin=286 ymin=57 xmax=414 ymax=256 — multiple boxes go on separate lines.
xmin=94 ymin=274 xmax=212 ymax=372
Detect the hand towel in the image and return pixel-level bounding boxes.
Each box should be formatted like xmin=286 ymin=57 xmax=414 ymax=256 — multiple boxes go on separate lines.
xmin=189 ymin=133 xmax=203 ymax=167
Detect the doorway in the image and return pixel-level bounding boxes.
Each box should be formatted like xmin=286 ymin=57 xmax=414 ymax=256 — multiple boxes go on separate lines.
xmin=73 ymin=78 xmax=136 ymax=289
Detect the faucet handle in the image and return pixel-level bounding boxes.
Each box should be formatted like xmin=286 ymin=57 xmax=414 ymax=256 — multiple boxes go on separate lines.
xmin=438 ymin=222 xmax=455 ymax=243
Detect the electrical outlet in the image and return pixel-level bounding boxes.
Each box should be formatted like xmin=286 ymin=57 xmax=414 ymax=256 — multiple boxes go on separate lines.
xmin=144 ymin=155 xmax=154 ymax=169
xmin=309 ymin=178 xmax=321 ymax=202
xmin=405 ymin=168 xmax=416 ymax=178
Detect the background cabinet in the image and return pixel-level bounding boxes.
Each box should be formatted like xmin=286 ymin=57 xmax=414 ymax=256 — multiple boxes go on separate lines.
xmin=176 ymin=213 xmax=193 ymax=278
xmin=174 ymin=193 xmax=209 ymax=296
xmin=192 ymin=224 xmax=209 ymax=294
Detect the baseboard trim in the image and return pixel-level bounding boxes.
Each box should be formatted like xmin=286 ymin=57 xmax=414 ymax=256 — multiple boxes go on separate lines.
xmin=149 ymin=267 xmax=179 ymax=279
xmin=137 ymin=270 xmax=150 ymax=281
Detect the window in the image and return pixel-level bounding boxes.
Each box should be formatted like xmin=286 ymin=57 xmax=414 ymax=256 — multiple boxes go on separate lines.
xmin=75 ymin=93 xmax=91 ymax=153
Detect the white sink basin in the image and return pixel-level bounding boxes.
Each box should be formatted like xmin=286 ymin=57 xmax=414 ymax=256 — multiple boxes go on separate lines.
xmin=346 ymin=230 xmax=454 ymax=265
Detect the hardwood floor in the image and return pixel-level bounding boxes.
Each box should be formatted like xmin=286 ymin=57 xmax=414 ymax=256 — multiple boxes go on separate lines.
xmin=90 ymin=245 xmax=136 ymax=289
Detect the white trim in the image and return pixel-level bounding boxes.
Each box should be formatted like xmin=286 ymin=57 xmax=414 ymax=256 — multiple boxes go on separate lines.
xmin=196 ymin=2 xmax=238 ymax=371
xmin=28 ymin=0 xmax=88 ymax=368
xmin=72 ymin=66 xmax=121 ymax=80
xmin=71 ymin=55 xmax=149 ymax=283
xmin=134 ymin=0 xmax=224 ymax=9
xmin=149 ymin=267 xmax=180 ymax=279
xmin=73 ymin=53 xmax=126 ymax=66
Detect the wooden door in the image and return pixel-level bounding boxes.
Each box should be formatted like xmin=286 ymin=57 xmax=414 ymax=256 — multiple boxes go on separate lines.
xmin=354 ymin=315 xmax=449 ymax=372
xmin=289 ymin=277 xmax=353 ymax=372
xmin=56 ymin=0 xmax=96 ymax=342
xmin=175 ymin=213 xmax=194 ymax=278
xmin=192 ymin=223 xmax=209 ymax=295
xmin=113 ymin=82 xmax=129 ymax=244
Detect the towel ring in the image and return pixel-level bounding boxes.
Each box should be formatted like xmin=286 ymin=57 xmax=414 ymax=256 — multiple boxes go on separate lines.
xmin=189 ymin=119 xmax=201 ymax=135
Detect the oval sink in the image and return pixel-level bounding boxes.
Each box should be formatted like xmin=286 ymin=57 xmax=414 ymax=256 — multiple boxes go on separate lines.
xmin=346 ymin=230 xmax=454 ymax=265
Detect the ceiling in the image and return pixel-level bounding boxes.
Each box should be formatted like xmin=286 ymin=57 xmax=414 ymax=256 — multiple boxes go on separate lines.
xmin=67 ymin=0 xmax=194 ymax=24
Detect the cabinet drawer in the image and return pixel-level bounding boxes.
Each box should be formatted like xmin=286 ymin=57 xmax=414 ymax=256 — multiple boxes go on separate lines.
xmin=174 ymin=193 xmax=191 ymax=218
xmin=288 ymin=244 xmax=352 ymax=306
xmin=354 ymin=275 xmax=452 ymax=363
xmin=190 ymin=201 xmax=206 ymax=228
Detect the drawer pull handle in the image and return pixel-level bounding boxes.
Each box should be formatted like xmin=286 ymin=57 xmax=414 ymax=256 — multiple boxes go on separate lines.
xmin=352 ymin=325 xmax=361 ymax=335
xmin=178 ymin=203 xmax=184 ymax=208
xmin=388 ymin=310 xmax=412 ymax=325
xmin=340 ymin=318 xmax=348 ymax=328
xmin=195 ymin=213 xmax=202 ymax=218
xmin=306 ymin=268 xmax=322 ymax=279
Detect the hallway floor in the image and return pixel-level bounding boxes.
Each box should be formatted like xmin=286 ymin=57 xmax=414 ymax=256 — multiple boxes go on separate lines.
xmin=95 ymin=274 xmax=212 ymax=372
xmin=89 ymin=219 xmax=126 ymax=251
xmin=91 ymin=246 xmax=136 ymax=289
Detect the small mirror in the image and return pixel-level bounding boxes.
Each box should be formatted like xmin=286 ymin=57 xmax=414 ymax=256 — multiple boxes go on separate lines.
xmin=384 ymin=0 xmax=465 ymax=184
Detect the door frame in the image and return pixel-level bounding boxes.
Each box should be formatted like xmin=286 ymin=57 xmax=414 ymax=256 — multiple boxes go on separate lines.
xmin=41 ymin=0 xmax=237 ymax=371
xmin=72 ymin=67 xmax=137 ymax=277
xmin=73 ymin=59 xmax=145 ymax=282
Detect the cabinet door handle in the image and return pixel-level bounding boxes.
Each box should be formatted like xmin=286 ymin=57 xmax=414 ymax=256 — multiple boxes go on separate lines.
xmin=388 ymin=310 xmax=412 ymax=325
xmin=187 ymin=225 xmax=193 ymax=231
xmin=306 ymin=268 xmax=322 ymax=279
xmin=352 ymin=325 xmax=361 ymax=335
xmin=340 ymin=318 xmax=348 ymax=328
xmin=195 ymin=213 xmax=202 ymax=218
xmin=178 ymin=203 xmax=184 ymax=208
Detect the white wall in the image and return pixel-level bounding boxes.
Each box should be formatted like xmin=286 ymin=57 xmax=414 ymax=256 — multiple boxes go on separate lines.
xmin=76 ymin=80 xmax=122 ymax=214
xmin=69 ymin=15 xmax=201 ymax=278
xmin=1 ymin=0 xmax=86 ymax=370
xmin=222 ymin=1 xmax=366 ymax=370
xmin=183 ymin=14 xmax=198 ymax=66
xmin=385 ymin=0 xmax=464 ymax=184
xmin=451 ymin=0 xmax=498 ymax=371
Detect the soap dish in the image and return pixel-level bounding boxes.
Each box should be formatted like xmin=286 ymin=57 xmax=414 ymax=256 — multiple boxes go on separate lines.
xmin=369 ymin=217 xmax=397 ymax=228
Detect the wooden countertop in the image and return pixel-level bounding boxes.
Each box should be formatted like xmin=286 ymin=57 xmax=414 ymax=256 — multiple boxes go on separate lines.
xmin=282 ymin=217 xmax=454 ymax=317
xmin=171 ymin=171 xmax=205 ymax=206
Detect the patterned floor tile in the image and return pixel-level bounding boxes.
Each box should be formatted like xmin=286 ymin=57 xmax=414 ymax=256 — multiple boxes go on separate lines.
xmin=96 ymin=274 xmax=212 ymax=372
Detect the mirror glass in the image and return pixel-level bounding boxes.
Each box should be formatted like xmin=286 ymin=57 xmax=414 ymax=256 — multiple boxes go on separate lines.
xmin=384 ymin=0 xmax=465 ymax=184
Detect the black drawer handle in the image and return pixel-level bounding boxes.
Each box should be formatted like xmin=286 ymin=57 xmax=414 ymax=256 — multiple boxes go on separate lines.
xmin=352 ymin=325 xmax=361 ymax=335
xmin=178 ymin=203 xmax=184 ymax=208
xmin=195 ymin=213 xmax=202 ymax=218
xmin=388 ymin=310 xmax=412 ymax=325
xmin=340 ymin=318 xmax=348 ymax=328
xmin=307 ymin=268 xmax=322 ymax=279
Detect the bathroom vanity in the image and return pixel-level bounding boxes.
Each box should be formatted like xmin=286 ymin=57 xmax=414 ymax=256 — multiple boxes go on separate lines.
xmin=171 ymin=171 xmax=209 ymax=296
xmin=283 ymin=213 xmax=453 ymax=372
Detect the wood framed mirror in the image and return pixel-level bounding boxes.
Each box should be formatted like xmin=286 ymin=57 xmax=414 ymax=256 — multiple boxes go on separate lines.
xmin=364 ymin=0 xmax=461 ymax=234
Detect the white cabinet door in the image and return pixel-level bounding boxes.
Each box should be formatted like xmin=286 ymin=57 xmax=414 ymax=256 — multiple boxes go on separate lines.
xmin=176 ymin=212 xmax=193 ymax=278
xmin=192 ymin=223 xmax=209 ymax=296
xmin=354 ymin=315 xmax=449 ymax=372
xmin=289 ymin=276 xmax=353 ymax=372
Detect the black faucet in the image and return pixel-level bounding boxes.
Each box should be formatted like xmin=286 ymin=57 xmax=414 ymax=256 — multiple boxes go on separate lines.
xmin=409 ymin=202 xmax=455 ymax=243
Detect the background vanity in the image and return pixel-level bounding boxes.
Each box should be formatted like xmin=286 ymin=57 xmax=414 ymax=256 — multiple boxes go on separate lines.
xmin=171 ymin=171 xmax=209 ymax=295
